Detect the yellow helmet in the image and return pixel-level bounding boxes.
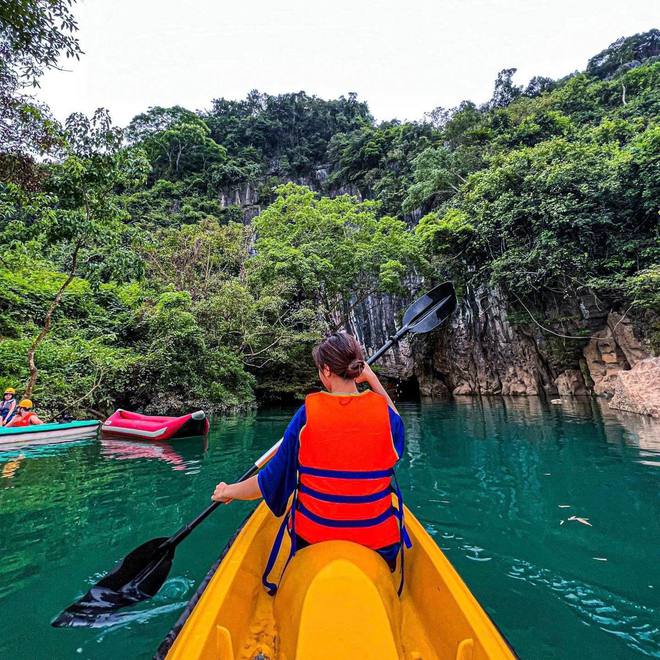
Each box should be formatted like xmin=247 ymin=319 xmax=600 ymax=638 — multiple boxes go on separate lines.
xmin=18 ymin=399 xmax=33 ymax=409
xmin=4 ymin=388 xmax=15 ymax=395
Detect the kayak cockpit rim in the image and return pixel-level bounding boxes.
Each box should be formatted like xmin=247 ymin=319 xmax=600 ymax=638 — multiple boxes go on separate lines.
xmin=154 ymin=504 xmax=519 ymax=659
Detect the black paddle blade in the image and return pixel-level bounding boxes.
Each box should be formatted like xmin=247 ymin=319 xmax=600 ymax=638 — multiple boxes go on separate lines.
xmin=51 ymin=537 xmax=174 ymax=627
xmin=406 ymin=283 xmax=457 ymax=334
xmin=402 ymin=281 xmax=456 ymax=328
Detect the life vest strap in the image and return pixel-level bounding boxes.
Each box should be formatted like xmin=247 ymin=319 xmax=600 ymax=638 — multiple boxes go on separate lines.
xmin=262 ymin=511 xmax=291 ymax=595
xmin=298 ymin=465 xmax=394 ymax=479
xmin=298 ymin=482 xmax=392 ymax=504
xmin=391 ymin=472 xmax=410 ymax=595
xmin=297 ymin=501 xmax=396 ymax=528
xmin=262 ymin=489 xmax=300 ymax=596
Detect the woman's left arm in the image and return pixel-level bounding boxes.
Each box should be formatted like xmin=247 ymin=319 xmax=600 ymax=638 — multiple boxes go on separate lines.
xmin=210 ymin=404 xmax=305 ymax=512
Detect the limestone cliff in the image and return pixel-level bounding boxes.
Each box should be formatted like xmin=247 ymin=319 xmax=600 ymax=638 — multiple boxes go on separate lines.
xmin=347 ymin=286 xmax=656 ymax=414
xmin=223 ymin=175 xmax=657 ymax=414
xmin=218 ymin=167 xmax=363 ymax=224
xmin=609 ymin=357 xmax=660 ymax=418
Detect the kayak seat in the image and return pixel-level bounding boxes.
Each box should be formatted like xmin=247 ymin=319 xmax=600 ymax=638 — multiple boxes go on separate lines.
xmin=273 ymin=540 xmax=404 ymax=660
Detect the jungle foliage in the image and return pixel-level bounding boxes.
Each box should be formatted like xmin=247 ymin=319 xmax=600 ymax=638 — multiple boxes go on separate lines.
xmin=0 ymin=7 xmax=658 ymax=417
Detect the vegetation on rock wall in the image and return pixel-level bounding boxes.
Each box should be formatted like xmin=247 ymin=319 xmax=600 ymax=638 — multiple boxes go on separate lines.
xmin=0 ymin=3 xmax=657 ymax=417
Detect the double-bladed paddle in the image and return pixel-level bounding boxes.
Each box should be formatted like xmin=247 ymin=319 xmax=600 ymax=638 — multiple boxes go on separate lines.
xmin=52 ymin=281 xmax=457 ymax=627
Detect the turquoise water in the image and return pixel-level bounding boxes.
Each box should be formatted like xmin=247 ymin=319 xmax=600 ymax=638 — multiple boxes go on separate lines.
xmin=0 ymin=398 xmax=658 ymax=659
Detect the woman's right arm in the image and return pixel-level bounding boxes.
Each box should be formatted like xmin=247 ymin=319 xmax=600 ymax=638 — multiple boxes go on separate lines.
xmin=357 ymin=364 xmax=398 ymax=414
xmin=212 ymin=475 xmax=261 ymax=503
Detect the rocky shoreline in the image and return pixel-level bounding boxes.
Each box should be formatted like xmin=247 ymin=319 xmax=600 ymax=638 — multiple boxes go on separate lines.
xmin=349 ymin=288 xmax=659 ymax=419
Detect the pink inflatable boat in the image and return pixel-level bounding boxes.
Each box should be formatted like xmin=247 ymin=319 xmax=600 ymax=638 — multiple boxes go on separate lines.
xmin=101 ymin=409 xmax=209 ymax=440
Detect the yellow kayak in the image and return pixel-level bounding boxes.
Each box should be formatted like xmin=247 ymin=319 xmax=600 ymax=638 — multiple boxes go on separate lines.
xmin=158 ymin=501 xmax=516 ymax=660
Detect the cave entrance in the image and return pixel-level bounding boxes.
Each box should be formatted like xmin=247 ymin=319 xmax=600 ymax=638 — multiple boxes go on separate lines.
xmin=386 ymin=376 xmax=420 ymax=401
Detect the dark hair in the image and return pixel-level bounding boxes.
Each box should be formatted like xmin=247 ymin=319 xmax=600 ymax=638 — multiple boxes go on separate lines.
xmin=312 ymin=332 xmax=365 ymax=380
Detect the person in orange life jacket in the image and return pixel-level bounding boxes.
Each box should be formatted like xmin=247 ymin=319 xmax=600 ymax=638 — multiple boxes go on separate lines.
xmin=212 ymin=332 xmax=408 ymax=594
xmin=5 ymin=400 xmax=44 ymax=427
xmin=0 ymin=388 xmax=17 ymax=426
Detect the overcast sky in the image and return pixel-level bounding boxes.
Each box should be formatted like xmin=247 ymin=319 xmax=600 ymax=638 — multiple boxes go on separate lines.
xmin=37 ymin=0 xmax=658 ymax=128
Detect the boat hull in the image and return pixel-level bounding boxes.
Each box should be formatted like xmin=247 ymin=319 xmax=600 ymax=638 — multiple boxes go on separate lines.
xmin=101 ymin=409 xmax=209 ymax=440
xmin=0 ymin=420 xmax=100 ymax=444
xmin=158 ymin=501 xmax=516 ymax=660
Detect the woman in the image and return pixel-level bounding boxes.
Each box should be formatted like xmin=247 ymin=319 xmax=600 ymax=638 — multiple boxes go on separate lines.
xmin=0 ymin=388 xmax=17 ymax=426
xmin=4 ymin=400 xmax=44 ymax=427
xmin=212 ymin=332 xmax=408 ymax=594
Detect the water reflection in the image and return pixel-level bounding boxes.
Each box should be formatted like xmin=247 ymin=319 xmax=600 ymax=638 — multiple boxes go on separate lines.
xmin=400 ymin=396 xmax=660 ymax=658
xmin=601 ymin=403 xmax=660 ymax=458
xmin=1 ymin=454 xmax=24 ymax=480
xmin=100 ymin=437 xmax=208 ymax=472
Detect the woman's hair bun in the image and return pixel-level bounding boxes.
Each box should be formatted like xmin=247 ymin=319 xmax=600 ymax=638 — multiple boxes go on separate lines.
xmin=312 ymin=331 xmax=365 ymax=380
xmin=345 ymin=359 xmax=365 ymax=379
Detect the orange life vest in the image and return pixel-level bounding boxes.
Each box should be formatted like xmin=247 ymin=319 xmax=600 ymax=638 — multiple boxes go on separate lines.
xmin=9 ymin=412 xmax=34 ymax=427
xmin=295 ymin=391 xmax=400 ymax=548
xmin=263 ymin=391 xmax=409 ymax=595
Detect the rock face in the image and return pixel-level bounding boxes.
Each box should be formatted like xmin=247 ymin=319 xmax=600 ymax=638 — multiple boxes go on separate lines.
xmin=609 ymin=357 xmax=660 ymax=418
xmin=348 ymin=285 xmax=656 ymax=415
xmin=582 ymin=312 xmax=651 ymax=396
xmin=583 ymin=331 xmax=628 ymax=396
xmin=350 ymin=286 xmax=553 ymax=397
xmin=349 ymin=293 xmax=415 ymax=382
xmin=219 ymin=168 xmax=363 ymax=224
xmin=555 ymin=370 xmax=589 ymax=396
xmin=429 ymin=287 xmax=552 ymax=396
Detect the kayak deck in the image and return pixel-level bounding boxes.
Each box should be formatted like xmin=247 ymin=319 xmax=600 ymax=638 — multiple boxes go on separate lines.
xmin=160 ymin=502 xmax=515 ymax=660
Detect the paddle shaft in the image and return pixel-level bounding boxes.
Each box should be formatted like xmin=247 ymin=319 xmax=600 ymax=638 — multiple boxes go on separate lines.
xmin=162 ymin=325 xmax=412 ymax=551
xmin=366 ymin=325 xmax=409 ymax=365
xmin=164 ymin=439 xmax=283 ymax=549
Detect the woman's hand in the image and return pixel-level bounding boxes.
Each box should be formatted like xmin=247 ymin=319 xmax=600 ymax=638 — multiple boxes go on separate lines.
xmin=212 ymin=481 xmax=233 ymax=504
xmin=211 ymin=475 xmax=262 ymax=503
xmin=354 ymin=363 xmax=376 ymax=384
xmin=354 ymin=362 xmax=399 ymax=414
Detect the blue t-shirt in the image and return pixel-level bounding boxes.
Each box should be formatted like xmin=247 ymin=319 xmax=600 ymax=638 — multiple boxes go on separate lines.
xmin=258 ymin=400 xmax=405 ymax=518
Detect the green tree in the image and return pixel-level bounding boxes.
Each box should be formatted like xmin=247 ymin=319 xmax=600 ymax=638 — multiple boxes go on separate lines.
xmin=0 ymin=0 xmax=82 ymax=187
xmin=251 ymin=184 xmax=419 ymax=326
xmin=21 ymin=110 xmax=149 ymax=396
xmin=489 ymin=68 xmax=523 ymax=109
xmin=127 ymin=108 xmax=227 ymax=181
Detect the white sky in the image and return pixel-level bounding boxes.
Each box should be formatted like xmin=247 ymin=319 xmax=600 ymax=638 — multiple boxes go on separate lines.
xmin=37 ymin=0 xmax=658 ymax=128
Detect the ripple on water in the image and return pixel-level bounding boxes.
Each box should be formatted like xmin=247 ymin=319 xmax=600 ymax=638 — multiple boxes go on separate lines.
xmin=463 ymin=545 xmax=493 ymax=562
xmin=506 ymin=558 xmax=660 ymax=656
xmin=154 ymin=576 xmax=196 ymax=601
